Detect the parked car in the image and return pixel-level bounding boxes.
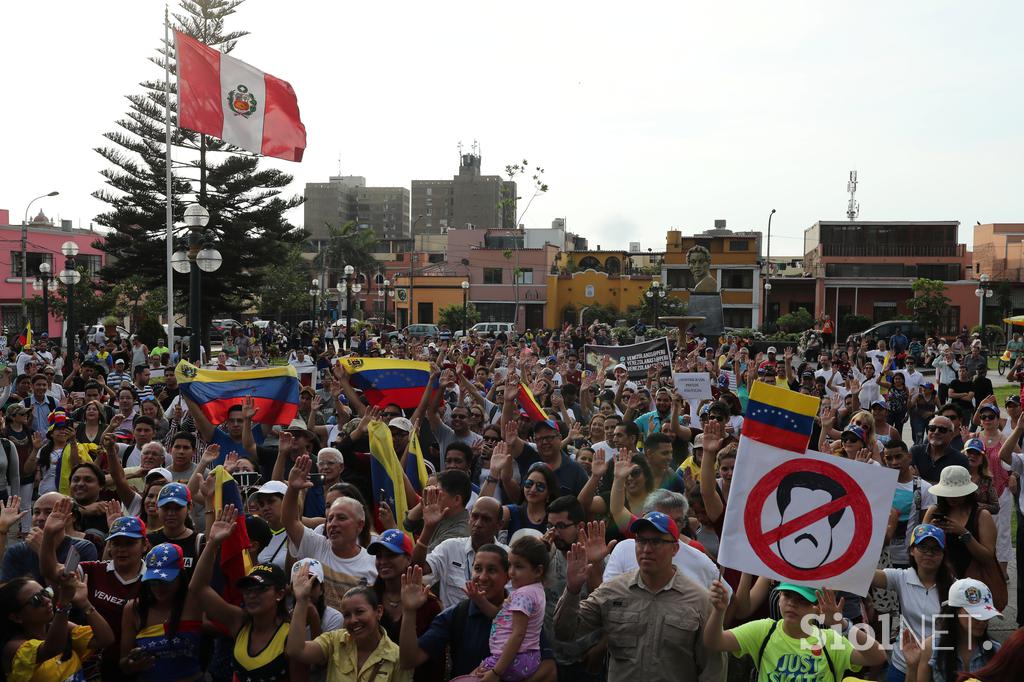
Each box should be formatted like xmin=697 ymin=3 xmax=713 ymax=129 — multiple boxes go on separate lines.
xmin=846 ymin=320 xmax=927 ymax=347
xmin=453 ymin=322 xmax=517 ymax=339
xmin=386 ymin=324 xmax=440 ymax=342
xmin=85 ymin=324 xmax=131 ymax=342
xmin=209 ymin=318 xmax=242 ymax=342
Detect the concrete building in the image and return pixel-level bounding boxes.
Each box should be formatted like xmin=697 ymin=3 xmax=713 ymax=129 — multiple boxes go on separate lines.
xmin=411 ymin=153 xmax=516 ymax=234
xmin=303 ymin=175 xmax=410 ymax=244
xmin=662 ymin=221 xmax=764 ymax=329
xmin=544 ymin=270 xmax=654 ymax=328
xmin=0 ymin=209 xmax=106 ymax=337
xmin=798 ymin=220 xmax=974 ymax=331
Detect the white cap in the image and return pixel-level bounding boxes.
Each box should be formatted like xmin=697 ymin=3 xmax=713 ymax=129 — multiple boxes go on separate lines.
xmin=291 ymin=558 xmax=325 ymax=584
xmin=388 ymin=417 xmax=413 ymax=432
xmin=509 ymin=528 xmax=545 ymax=545
xmin=255 ymin=480 xmax=288 ymax=496
xmin=946 ymin=578 xmax=1001 ymax=620
xmin=145 ymin=467 xmax=173 ymax=482
xmin=613 ymin=363 xmax=628 ymax=372
xmin=767 ymin=346 xmax=777 ymax=354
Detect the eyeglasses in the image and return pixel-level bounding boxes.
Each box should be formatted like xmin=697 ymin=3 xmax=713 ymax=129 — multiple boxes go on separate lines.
xmin=627 ymin=467 xmax=643 ymax=479
xmin=19 ymin=588 xmax=51 ymax=609
xmin=483 ymin=436 xmax=501 ymax=443
xmin=706 ymin=414 xmax=726 ymax=422
xmin=927 ymin=425 xmax=951 ymax=433
xmin=913 ymin=543 xmax=943 ymax=556
xmin=548 ymin=521 xmax=575 ymax=530
xmin=634 ymin=536 xmax=676 ymax=548
xmin=841 ymin=436 xmax=861 ymax=444
xmin=450 ymin=414 xmax=468 ymax=420
xmin=522 ymin=479 xmax=547 ymax=493
xmin=382 ymin=412 xmax=402 ymax=419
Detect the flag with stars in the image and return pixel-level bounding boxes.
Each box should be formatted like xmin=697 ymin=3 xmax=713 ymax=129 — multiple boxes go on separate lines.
xmin=338 ymin=358 xmax=431 ymax=409
xmin=743 ymin=381 xmax=821 ymax=453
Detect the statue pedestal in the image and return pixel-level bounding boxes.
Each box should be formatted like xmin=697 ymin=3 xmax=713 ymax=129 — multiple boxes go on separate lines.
xmin=687 ymin=294 xmax=725 ymax=337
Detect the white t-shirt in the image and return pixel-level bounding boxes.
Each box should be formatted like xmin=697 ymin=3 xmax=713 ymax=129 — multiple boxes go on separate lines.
xmin=591 ymin=440 xmax=617 ymax=463
xmin=603 ymin=538 xmax=731 ymax=599
xmin=288 ymin=526 xmax=377 ymax=610
xmin=815 ymin=367 xmax=843 ymax=386
xmin=425 ymin=536 xmax=509 ymax=610
xmin=258 ymin=528 xmax=289 ymax=569
xmin=898 ymin=369 xmax=926 ymax=396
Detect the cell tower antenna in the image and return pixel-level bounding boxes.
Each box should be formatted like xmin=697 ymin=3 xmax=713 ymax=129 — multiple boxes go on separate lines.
xmin=457 ymin=141 xmax=463 ymax=160
xmin=472 ymin=139 xmax=479 ymax=156
xmin=846 ymin=170 xmax=860 ymax=221
xmin=337 ymin=153 xmax=342 ymax=176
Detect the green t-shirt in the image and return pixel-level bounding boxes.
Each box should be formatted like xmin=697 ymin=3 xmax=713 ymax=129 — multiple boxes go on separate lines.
xmin=730 ymin=618 xmax=858 ymax=682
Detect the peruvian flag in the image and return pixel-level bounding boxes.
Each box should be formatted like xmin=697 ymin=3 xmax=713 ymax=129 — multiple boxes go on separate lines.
xmin=175 ymin=31 xmax=306 ymax=162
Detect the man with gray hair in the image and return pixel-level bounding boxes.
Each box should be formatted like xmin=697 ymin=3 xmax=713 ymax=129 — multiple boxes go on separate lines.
xmin=602 ymin=488 xmax=725 ymax=593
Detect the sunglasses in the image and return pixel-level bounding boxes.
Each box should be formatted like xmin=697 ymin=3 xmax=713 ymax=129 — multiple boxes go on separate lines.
xmin=20 ymin=588 xmax=51 ymax=609
xmin=927 ymin=425 xmax=951 ymax=433
xmin=980 ymin=413 xmax=997 ymax=421
xmin=522 ymin=479 xmax=547 ymax=493
xmin=383 ymin=412 xmax=402 ymax=419
xmin=483 ymin=436 xmax=501 ymax=444
xmin=705 ymin=414 xmax=726 ymax=422
xmin=841 ymin=436 xmax=862 ymax=444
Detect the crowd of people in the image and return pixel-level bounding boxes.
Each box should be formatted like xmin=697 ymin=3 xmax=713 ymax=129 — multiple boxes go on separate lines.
xmin=2 ymin=318 xmax=1024 ymax=681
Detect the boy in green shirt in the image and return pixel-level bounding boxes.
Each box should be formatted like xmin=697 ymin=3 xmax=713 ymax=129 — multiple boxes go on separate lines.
xmin=703 ymin=580 xmax=887 ymax=681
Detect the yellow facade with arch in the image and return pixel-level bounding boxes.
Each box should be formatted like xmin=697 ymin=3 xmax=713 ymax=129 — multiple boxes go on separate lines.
xmin=544 ymin=270 xmax=654 ymax=328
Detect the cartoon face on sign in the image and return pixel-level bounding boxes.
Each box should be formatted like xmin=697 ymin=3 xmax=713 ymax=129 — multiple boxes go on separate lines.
xmin=775 ymin=472 xmax=848 ymax=570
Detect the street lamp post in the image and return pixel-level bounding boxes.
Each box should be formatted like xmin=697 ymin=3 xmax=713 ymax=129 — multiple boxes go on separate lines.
xmin=409 ymin=215 xmax=423 ymax=324
xmin=21 ymin=190 xmax=59 ymax=326
xmin=764 ymin=208 xmax=776 ymax=329
xmin=645 ymin=279 xmax=666 ymax=328
xmin=338 ymin=265 xmax=362 ymax=350
xmin=377 ymin=278 xmax=394 ymax=326
xmin=32 ymin=262 xmax=57 ymax=336
xmin=461 ymin=280 xmax=470 ymax=335
xmin=58 ymin=242 xmax=81 ymax=354
xmin=976 ymin=274 xmax=993 ymax=344
xmin=171 ymin=204 xmax=222 ymax=362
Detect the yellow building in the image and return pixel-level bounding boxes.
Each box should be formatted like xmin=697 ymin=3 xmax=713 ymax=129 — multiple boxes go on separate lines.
xmin=663 ymin=222 xmax=763 ymax=329
xmin=391 ymin=273 xmax=468 ymax=327
xmin=544 ymin=270 xmax=653 ymax=328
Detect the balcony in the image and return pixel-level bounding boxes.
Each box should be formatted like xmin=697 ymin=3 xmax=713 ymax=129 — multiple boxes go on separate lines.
xmin=821 ymin=244 xmax=964 ymax=258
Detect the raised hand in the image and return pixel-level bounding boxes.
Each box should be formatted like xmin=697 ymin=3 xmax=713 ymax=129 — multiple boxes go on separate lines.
xmin=292 ymin=567 xmax=315 ymax=601
xmin=199 ymin=472 xmax=216 ymax=502
xmin=815 ymin=588 xmax=846 ymax=628
xmin=464 ymin=578 xmax=490 ymax=608
xmin=854 ymin=447 xmax=872 ymax=464
xmin=200 ymin=444 xmax=221 ymax=467
xmin=589 ymin=452 xmax=609 ymax=480
xmin=101 ymin=500 xmax=125 ymax=528
xmin=421 ymin=486 xmax=445 ymax=527
xmin=489 ymin=442 xmax=511 ymax=479
xmin=701 ymin=417 xmax=724 ymax=454
xmin=400 ymin=565 xmax=430 ymax=612
xmin=613 ymin=449 xmax=633 ymax=480
xmin=900 ymin=626 xmax=922 ymax=667
xmin=502 ymin=419 xmax=519 ymax=446
xmin=709 ymin=578 xmax=729 ymax=612
xmin=44 ymin=496 xmax=72 ymax=537
xmin=565 ymin=541 xmax=590 ymax=595
xmin=0 ymin=495 xmax=26 ymax=533
xmin=820 ymin=405 xmax=836 ymax=431
xmin=287 ymin=454 xmax=313 ymax=491
xmin=31 ymin=431 xmax=43 ymax=451
xmin=580 ymin=519 xmax=617 ymax=564
xmin=241 ymin=395 xmax=257 ymax=421
xmin=209 ymin=504 xmax=238 ymax=544
xmin=377 ymin=501 xmax=396 ymax=530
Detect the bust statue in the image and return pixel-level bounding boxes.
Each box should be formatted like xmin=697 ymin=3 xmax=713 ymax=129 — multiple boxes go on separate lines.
xmin=686 ymin=245 xmax=718 ymax=294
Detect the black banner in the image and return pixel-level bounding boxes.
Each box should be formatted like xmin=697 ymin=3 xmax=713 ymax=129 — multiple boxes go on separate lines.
xmin=583 ymin=338 xmax=672 ymax=379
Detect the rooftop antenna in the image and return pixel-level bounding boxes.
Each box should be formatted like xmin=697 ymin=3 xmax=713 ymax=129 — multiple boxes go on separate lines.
xmin=457 ymin=140 xmax=463 ymax=158
xmin=336 ymin=153 xmax=342 ymax=176
xmin=472 ymin=139 xmax=479 ymax=156
xmin=846 ymin=170 xmax=860 ymax=220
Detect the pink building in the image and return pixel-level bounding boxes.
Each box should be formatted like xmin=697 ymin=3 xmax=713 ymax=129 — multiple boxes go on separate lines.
xmin=0 ymin=210 xmax=106 ymax=338
xmin=446 ymin=228 xmax=559 ymax=330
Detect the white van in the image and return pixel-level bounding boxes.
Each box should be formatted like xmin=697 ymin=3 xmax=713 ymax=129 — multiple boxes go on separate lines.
xmin=454 ymin=322 xmax=517 ymax=339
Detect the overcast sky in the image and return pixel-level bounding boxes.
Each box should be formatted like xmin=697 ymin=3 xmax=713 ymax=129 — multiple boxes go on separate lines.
xmin=2 ymin=0 xmax=1021 ymax=255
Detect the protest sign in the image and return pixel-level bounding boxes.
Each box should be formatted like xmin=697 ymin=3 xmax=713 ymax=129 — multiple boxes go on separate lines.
xmin=717 ymin=437 xmax=897 ymax=596
xmin=583 ymin=338 xmax=672 ymax=379
xmin=673 ymin=372 xmax=713 ymax=401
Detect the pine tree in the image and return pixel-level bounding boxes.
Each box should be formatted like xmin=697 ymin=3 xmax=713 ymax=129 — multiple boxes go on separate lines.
xmin=92 ymin=0 xmax=304 ymax=341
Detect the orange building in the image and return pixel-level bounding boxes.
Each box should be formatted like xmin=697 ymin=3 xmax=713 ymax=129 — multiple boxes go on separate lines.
xmin=391 ymin=271 xmax=469 ymax=328
xmin=544 ymin=269 xmax=653 ymax=328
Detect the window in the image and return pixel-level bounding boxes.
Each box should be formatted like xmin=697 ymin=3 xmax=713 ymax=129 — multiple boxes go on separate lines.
xmin=721 ymin=270 xmax=753 ymax=289
xmin=873 ymin=302 xmax=898 ymax=323
xmin=728 ymin=240 xmax=749 ymax=251
xmin=516 ymin=268 xmax=533 ymax=284
xmin=475 ymin=302 xmax=515 ymax=322
xmin=10 ymin=252 xmax=53 ymax=279
xmin=78 ymin=254 xmax=102 ymax=278
xmin=483 ymin=268 xmax=503 ymax=284
xmin=723 ymin=308 xmax=752 ymax=328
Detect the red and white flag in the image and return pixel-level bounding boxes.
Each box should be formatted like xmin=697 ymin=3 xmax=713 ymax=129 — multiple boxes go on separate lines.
xmin=175 ymin=31 xmax=306 ymax=162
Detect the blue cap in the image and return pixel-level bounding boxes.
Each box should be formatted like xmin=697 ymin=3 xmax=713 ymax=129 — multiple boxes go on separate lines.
xmin=534 ymin=418 xmax=559 ymax=432
xmin=717 ymin=375 xmax=729 ymax=387
xmin=910 ymin=523 xmax=946 ymax=549
xmin=628 ymin=511 xmax=679 ymax=540
xmin=842 ymin=425 xmax=867 ymax=444
xmin=157 ymin=482 xmax=191 ymax=508
xmin=107 ymin=516 xmax=147 ymax=540
xmin=367 ymin=529 xmax=415 ymax=556
xmin=870 ymin=399 xmax=888 ymax=410
xmin=978 ymin=403 xmax=999 ymax=416
xmin=143 ymin=543 xmax=184 ymax=582
xmin=963 ymin=438 xmax=986 ymax=453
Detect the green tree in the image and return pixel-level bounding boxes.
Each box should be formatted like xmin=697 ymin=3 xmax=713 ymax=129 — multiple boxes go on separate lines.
xmin=31 ymin=268 xmax=117 ymax=330
xmin=92 ymin=0 xmax=305 ymax=343
xmin=628 ymin=293 xmax=686 ymax=326
xmin=906 ymin=278 xmax=951 ymax=335
xmin=439 ymin=303 xmax=480 ymax=332
xmin=775 ymin=307 xmax=815 ymax=334
xmin=311 ymin=221 xmax=378 ymax=282
xmin=257 ymin=245 xmax=315 ymax=319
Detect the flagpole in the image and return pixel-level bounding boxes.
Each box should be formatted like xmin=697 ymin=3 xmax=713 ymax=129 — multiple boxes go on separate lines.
xmin=164 ymin=6 xmax=175 ymax=357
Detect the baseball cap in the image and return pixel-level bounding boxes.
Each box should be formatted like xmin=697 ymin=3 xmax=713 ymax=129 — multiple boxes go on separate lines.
xmin=534 ymin=418 xmax=559 ymax=433
xmin=612 ymin=363 xmax=628 ymax=372
xmin=368 ymin=529 xmax=415 ymax=556
xmin=693 ymin=434 xmax=704 ymax=449
xmin=946 ymin=578 xmax=1001 ymax=620
xmin=157 ymin=482 xmax=191 ymax=507
xmin=107 ymin=516 xmax=147 ymax=541
xmin=628 ymin=511 xmax=680 ymax=541
xmin=143 ymin=543 xmax=185 ymax=582
xmin=801 ymin=370 xmax=814 ymax=378
xmin=291 ymin=558 xmax=325 ymax=584
xmin=4 ymin=404 xmax=29 ymax=418
xmin=776 ymin=583 xmax=819 ymax=603
xmin=870 ymin=399 xmax=888 ymax=410
xmin=910 ymin=523 xmax=946 ymax=549
xmin=842 ymin=425 xmax=867 ymax=444
xmin=717 ymin=374 xmax=729 ymax=387
xmin=114 ymin=358 xmax=126 ymax=366
xmin=145 ymin=467 xmax=173 ymax=483
xmin=237 ymin=562 xmax=287 ymax=590
xmin=255 ymin=480 xmax=288 ymax=497
xmin=388 ymin=417 xmax=413 ymax=433
xmin=921 ymin=382 xmax=935 ymax=391
xmin=1006 ymin=395 xmax=1021 ymax=406
xmin=978 ymin=403 xmax=999 ymax=416
xmin=963 ymin=438 xmax=986 ymax=454
xmin=766 ymin=346 xmax=777 ymax=354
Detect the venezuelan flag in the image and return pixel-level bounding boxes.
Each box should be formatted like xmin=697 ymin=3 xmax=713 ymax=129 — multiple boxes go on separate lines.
xmin=212 ymin=465 xmax=253 ymax=605
xmin=338 ymin=358 xmax=430 ymax=409
xmin=368 ymin=421 xmax=410 ymax=536
xmin=20 ymin=322 xmax=31 ymax=349
xmin=55 ymin=443 xmax=97 ymax=497
xmin=404 ymin=430 xmax=428 ymax=494
xmin=517 ymin=381 xmax=547 ymax=422
xmin=742 ymin=381 xmax=820 ymax=453
xmin=175 ymin=361 xmax=299 ymax=426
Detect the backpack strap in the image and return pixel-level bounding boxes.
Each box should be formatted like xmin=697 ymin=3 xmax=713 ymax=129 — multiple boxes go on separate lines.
xmin=820 ymin=628 xmax=839 ymax=681
xmin=756 ymin=619 xmax=779 ymax=672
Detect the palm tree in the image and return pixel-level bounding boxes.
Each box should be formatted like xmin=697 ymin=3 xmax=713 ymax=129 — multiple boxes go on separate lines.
xmin=313 ymin=221 xmax=378 ymax=281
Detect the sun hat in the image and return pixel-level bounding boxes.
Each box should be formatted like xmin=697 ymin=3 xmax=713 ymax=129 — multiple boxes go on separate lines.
xmin=946 ymin=578 xmax=1001 ymax=620
xmin=927 ymin=465 xmax=978 ymax=498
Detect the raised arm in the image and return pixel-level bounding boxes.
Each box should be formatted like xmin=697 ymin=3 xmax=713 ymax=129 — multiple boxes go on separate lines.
xmin=702 ymin=579 xmax=740 ymax=653
xmin=182 ymin=395 xmax=216 ymax=443
xmin=333 ymin=364 xmax=366 ymax=417
xmin=398 ymin=566 xmax=432 ymax=668
xmin=608 ymin=449 xmax=635 ymax=529
xmin=241 ymin=395 xmax=258 ymax=458
xmin=282 ymin=454 xmax=314 ymax=548
xmin=286 ymin=571 xmax=329 ymax=666
xmin=188 ymin=505 xmax=245 ymax=634
xmin=699 ymin=419 xmax=726 ymax=523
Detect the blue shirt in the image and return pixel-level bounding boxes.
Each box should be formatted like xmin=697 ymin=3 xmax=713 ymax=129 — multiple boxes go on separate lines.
xmin=0 ymin=536 xmax=97 ymax=583
xmin=28 ymin=394 xmax=54 ymax=434
xmin=210 ymin=424 xmax=264 ymax=465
